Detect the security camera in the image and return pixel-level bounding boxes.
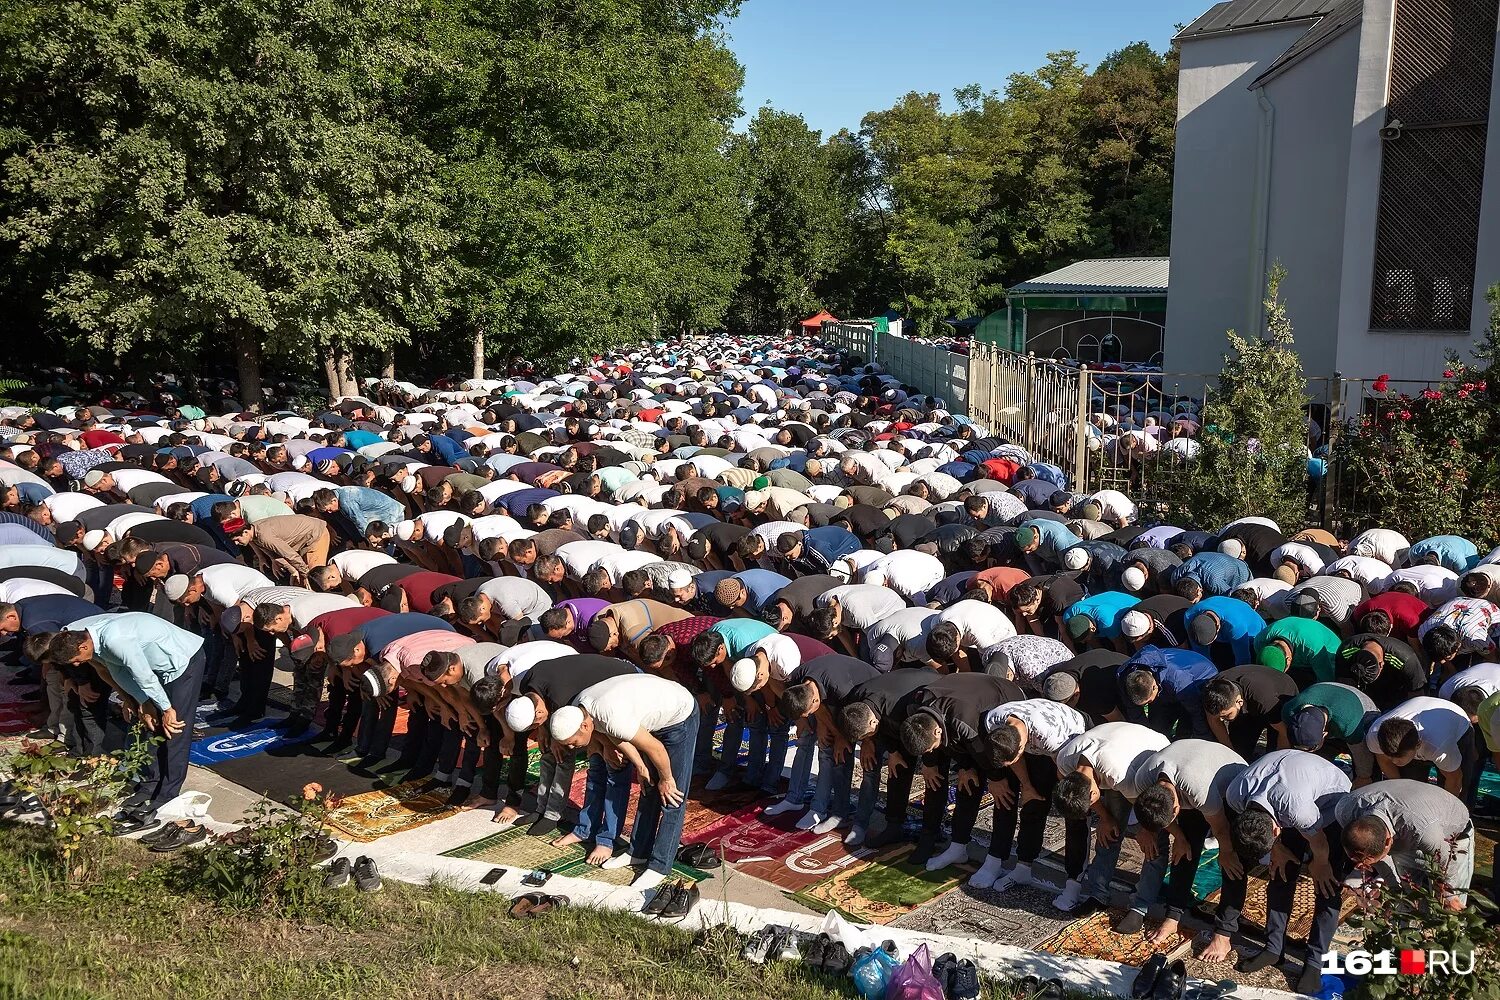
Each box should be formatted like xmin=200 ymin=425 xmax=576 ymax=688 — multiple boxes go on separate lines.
xmin=1380 ymin=118 xmax=1404 ymax=141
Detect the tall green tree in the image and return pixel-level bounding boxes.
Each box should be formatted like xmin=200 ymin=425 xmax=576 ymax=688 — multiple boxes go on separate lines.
xmin=0 ymin=0 xmax=457 ymax=402
xmin=725 ymin=107 xmax=842 ymax=335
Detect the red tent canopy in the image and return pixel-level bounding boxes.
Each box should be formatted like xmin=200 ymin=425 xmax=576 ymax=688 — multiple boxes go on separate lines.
xmin=799 ymin=310 xmax=839 ymax=328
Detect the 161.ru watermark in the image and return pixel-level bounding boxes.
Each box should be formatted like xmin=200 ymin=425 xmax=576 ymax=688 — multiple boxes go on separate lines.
xmin=1322 ymin=949 xmax=1476 ymax=976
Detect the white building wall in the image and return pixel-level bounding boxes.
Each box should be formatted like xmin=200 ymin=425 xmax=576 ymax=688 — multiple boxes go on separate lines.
xmin=1165 ymin=24 xmax=1319 ymax=375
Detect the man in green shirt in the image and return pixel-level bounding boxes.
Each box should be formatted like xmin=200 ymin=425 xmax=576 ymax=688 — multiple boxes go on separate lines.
xmin=1255 ymin=616 xmax=1341 ymax=686
xmin=1284 ymin=682 xmax=1380 ymax=784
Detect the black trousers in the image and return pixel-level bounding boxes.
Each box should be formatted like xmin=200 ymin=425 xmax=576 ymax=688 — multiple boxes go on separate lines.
xmin=235 ymin=627 xmax=277 ymax=719
xmin=127 ymin=649 xmax=206 ymax=813
xmin=917 ymin=755 xmax=982 ymax=848
xmin=1163 ymin=809 xmax=1246 ymax=936
xmin=481 ymin=722 xmax=532 ymax=804
xmin=987 ymin=754 xmax=1088 ymax=876
xmin=1264 ymin=824 xmax=1349 ymax=960
xmin=323 ymin=676 xmax=364 ymax=741
xmin=65 ymin=687 xmax=112 ymax=756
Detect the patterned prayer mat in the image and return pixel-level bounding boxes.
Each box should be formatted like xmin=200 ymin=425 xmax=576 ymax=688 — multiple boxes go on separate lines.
xmin=1038 ymin=907 xmax=1167 ymax=966
xmin=322 ymin=778 xmax=466 ymax=842
xmin=891 ymin=884 xmax=1078 ymax=951
xmin=682 ymin=802 xmax=861 ymax=892
xmin=793 ymin=844 xmax=972 ymax=924
xmin=0 ymin=676 xmax=40 ymax=735
xmin=1227 ymin=874 xmax=1356 ymax=939
xmin=441 ymin=825 xmax=710 ymax=884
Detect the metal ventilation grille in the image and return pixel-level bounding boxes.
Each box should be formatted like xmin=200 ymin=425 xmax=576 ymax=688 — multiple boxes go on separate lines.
xmin=1371 ymin=0 xmax=1498 ymax=331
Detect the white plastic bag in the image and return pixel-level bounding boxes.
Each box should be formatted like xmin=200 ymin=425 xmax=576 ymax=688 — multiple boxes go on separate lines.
xmin=153 ymin=790 xmax=212 ymax=821
xmin=820 ymin=908 xmax=871 ymax=952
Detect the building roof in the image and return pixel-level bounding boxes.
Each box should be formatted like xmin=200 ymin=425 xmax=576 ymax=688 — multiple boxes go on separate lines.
xmin=1176 ymin=0 xmax=1339 ymax=39
xmin=1008 ymin=258 xmax=1170 ymax=296
xmin=1247 ymin=0 xmax=1363 ymax=89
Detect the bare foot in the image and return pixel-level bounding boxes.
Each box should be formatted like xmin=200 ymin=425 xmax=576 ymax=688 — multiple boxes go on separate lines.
xmin=469 ymin=795 xmax=496 ymax=809
xmin=552 ymin=832 xmax=584 ymax=848
xmin=493 ymin=807 xmax=520 ymax=825
xmin=1146 ymin=917 xmax=1180 ymax=948
xmin=586 ymin=843 xmax=613 ymax=865
xmin=1199 ymin=933 xmax=1232 ymax=962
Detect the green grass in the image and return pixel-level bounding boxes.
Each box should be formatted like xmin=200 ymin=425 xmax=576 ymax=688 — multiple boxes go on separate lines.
xmin=0 ymin=825 xmax=880 ymax=1000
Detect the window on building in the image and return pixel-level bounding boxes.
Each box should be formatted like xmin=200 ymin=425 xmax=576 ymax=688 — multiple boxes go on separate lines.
xmin=1370 ymin=0 xmax=1497 ymax=331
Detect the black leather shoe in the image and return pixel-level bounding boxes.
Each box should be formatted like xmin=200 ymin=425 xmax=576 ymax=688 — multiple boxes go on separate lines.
xmin=1130 ymin=953 xmax=1169 ymax=999
xmin=1150 ymin=959 xmax=1186 ymax=1000
xmin=660 ymin=881 xmax=699 ymax=918
xmin=642 ymin=881 xmax=676 ymax=916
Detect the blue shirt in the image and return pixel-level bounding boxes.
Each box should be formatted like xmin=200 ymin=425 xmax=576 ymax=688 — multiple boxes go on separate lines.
xmin=336 ymin=486 xmax=404 ymax=534
xmin=73 ymin=612 xmax=205 ymax=710
xmin=495 ymin=488 xmax=559 ymax=517
xmin=1171 ymin=551 xmax=1251 ymax=597
xmin=802 ymin=526 xmax=861 ymax=569
xmin=1408 ymin=535 xmax=1480 ymax=574
xmin=1120 ymin=645 xmax=1218 ymax=733
xmin=1183 ymin=596 xmax=1266 ymax=665
xmin=1023 ymin=518 xmax=1082 ymax=562
xmin=17 ymin=594 xmax=102 ymax=633
xmin=354 ymin=612 xmax=455 ymax=655
xmin=733 ymin=569 xmax=792 ymax=612
xmin=1066 ymin=592 xmax=1141 ymax=638
xmin=0 ymin=545 xmax=81 ymax=578
xmin=709 ymin=618 xmax=777 ymax=658
xmin=0 ymin=511 xmax=51 ymax=542
xmin=190 ymin=494 xmax=236 ymax=523
xmin=425 ymin=434 xmax=466 ymax=464
xmin=343 ymin=429 xmax=383 ymax=451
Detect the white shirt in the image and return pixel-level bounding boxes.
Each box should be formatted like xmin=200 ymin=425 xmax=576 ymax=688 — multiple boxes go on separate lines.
xmin=330 ymin=549 xmax=397 ymax=581
xmin=1438 ymin=661 xmax=1500 ymax=701
xmin=200 ymin=564 xmax=275 ymax=607
xmin=493 ymin=640 xmax=575 ymax=678
xmin=416 ymin=510 xmax=470 ymax=537
xmin=752 ymin=634 xmax=803 ymax=681
xmin=1418 ymin=597 xmax=1500 ymax=651
xmin=578 ymin=673 xmax=695 ymax=739
xmin=1225 ymin=749 xmax=1350 ymax=834
xmin=861 ymin=550 xmax=945 ymax=599
xmin=937 ymin=600 xmax=1017 ymax=653
xmin=240 ymin=586 xmax=355 ymax=627
xmin=1056 ymin=722 xmax=1170 ymax=799
xmin=1349 ymin=528 xmax=1410 ymax=566
xmin=43 ymin=492 xmax=104 ymax=522
xmin=817 ymin=584 xmax=906 ymax=630
xmin=108 ymin=511 xmax=167 ymax=537
xmin=590 ymin=549 xmax=661 ymax=579
xmin=985 ymin=699 xmax=1086 ymax=757
xmin=0 ymin=578 xmax=71 ymax=602
xmin=1378 ymin=565 xmax=1459 ymax=607
xmin=555 ymin=540 xmax=625 ymax=579
xmin=864 ymin=606 xmax=939 ymax=672
xmin=110 ymin=468 xmax=173 ymax=494
xmin=1366 ymin=697 xmax=1473 ymax=773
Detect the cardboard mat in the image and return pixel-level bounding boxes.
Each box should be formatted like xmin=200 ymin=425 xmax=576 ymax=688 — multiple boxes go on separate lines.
xmin=322 ymin=778 xmax=466 ymax=842
xmin=793 ymin=843 xmax=972 ymax=924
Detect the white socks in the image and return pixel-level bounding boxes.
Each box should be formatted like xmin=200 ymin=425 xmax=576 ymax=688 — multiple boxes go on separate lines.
xmin=812 ymin=814 xmax=843 ymax=835
xmin=844 ymin=824 xmax=867 ymax=847
xmin=632 ymin=869 xmax=665 ymax=891
xmin=795 ymin=811 xmax=823 ymax=830
xmin=704 ymin=772 xmax=732 ymax=791
xmin=602 ymin=852 xmax=644 ymax=870
xmin=763 ymin=798 xmax=803 ymax=817
xmin=969 ymin=856 xmax=1006 ymax=889
xmin=1053 ymin=879 xmax=1084 ymax=912
xmin=924 ymin=841 xmax=969 ymax=871
xmin=994 ymin=861 xmax=1034 ymax=892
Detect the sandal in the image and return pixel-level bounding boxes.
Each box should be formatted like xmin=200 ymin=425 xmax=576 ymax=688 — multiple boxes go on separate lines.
xmin=527 ymin=893 xmax=569 ymax=917
xmin=507 ymin=892 xmax=549 ymax=918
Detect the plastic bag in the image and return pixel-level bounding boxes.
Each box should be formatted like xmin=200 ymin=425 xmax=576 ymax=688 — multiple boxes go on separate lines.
xmin=820 ymin=908 xmax=869 ymax=953
xmin=851 ymin=944 xmax=901 ymax=1000
xmin=885 ymin=944 xmax=943 ymax=1000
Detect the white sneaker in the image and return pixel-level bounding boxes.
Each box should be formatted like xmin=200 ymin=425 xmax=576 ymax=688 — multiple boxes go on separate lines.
xmin=1053 ymin=878 xmax=1085 ymax=912
xmin=762 ymin=798 xmax=804 ymax=817
xmin=968 ymin=856 xmax=1006 ymax=889
xmin=1203 ymin=835 xmax=1219 ymax=850
xmin=843 ymin=825 xmax=867 ymax=847
xmin=602 ymin=852 xmax=646 ymax=870
xmin=994 ymin=861 xmax=1035 ymax=892
xmin=796 ymin=811 xmax=825 ymax=831
xmin=812 ymin=814 xmax=842 ymax=835
xmin=924 ymin=841 xmax=969 ymax=872
xmin=705 ymin=772 xmax=732 ymax=791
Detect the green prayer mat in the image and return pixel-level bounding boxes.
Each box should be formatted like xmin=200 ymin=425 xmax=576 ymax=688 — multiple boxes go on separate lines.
xmin=843 ymin=855 xmax=967 ymax=908
xmin=442 ymin=826 xmax=711 ymax=884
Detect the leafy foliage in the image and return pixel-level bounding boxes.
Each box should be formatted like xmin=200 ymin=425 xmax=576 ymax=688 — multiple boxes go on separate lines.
xmin=1334 ymin=286 xmax=1500 ymax=548
xmin=1172 ymin=264 xmax=1312 ymax=530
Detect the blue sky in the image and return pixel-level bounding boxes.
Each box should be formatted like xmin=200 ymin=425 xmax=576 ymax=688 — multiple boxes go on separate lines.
xmin=724 ymin=0 xmax=1211 ymax=137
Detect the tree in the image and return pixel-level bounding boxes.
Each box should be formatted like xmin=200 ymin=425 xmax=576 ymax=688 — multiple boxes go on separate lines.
xmin=725 ymin=108 xmax=842 ymax=335
xmin=1173 ymin=264 xmax=1312 ymax=530
xmin=0 ymin=0 xmax=458 ymax=404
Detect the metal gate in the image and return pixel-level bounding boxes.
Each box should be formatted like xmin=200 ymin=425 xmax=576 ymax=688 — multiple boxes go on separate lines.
xmin=966 ymin=341 xmax=1086 ymax=480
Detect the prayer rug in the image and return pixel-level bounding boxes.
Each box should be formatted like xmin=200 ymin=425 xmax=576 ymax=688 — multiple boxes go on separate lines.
xmin=682 ymin=802 xmax=857 ymax=892
xmin=0 ymin=676 xmax=40 ymax=735
xmin=793 ymin=844 xmax=971 ymax=924
xmin=189 ymin=721 xmax=315 ymax=765
xmin=890 ymin=885 xmax=1077 ymax=951
xmin=322 ymin=778 xmax=466 ymax=842
xmin=441 ymin=826 xmax=710 ymax=884
xmin=1038 ymin=908 xmax=1166 ymax=966
xmin=206 ymin=744 xmax=378 ymax=800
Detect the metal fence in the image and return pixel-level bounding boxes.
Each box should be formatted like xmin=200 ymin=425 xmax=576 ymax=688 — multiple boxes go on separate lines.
xmin=821 ymin=328 xmax=1424 ymax=529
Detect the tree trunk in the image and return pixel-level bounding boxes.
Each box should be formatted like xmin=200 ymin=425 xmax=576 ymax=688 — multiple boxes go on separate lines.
xmin=322 ymin=348 xmax=341 ymax=402
xmin=382 ymin=347 xmax=396 ymax=380
xmin=337 ymin=349 xmax=358 ymax=399
xmin=235 ymin=329 xmax=264 ymax=412
xmin=472 ymin=327 xmax=485 ymax=381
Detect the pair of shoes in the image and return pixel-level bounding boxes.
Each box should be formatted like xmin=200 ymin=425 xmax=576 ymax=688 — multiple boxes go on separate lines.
xmin=109 ymin=810 xmax=160 ymax=837
xmin=642 ymin=879 xmax=699 ymax=919
xmin=1013 ymin=975 xmax=1062 ymax=1000
xmin=741 ymin=924 xmax=783 ymax=963
xmin=804 ymin=933 xmax=853 ymax=974
xmin=1135 ymin=956 xmax=1186 ymax=1000
xmin=351 ymin=856 xmax=381 ymax=892
xmin=931 ymin=953 xmax=980 ymax=1000
xmin=508 ymin=891 xmax=569 ymax=917
xmin=300 ymin=835 xmax=338 ymax=864
xmin=148 ymin=821 xmax=208 ymax=853
xmin=676 ymin=842 xmax=722 ymax=870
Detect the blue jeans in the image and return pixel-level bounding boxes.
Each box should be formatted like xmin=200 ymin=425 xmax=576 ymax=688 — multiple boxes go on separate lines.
xmin=713 ymin=705 xmax=745 ymax=778
xmin=852 ymin=750 xmax=885 ymax=828
xmin=784 ymin=724 xmax=817 ymax=804
xmin=630 ymin=706 xmax=700 ymax=875
xmin=573 ymin=753 xmax=634 ymax=848
xmin=810 ymin=743 xmax=854 ymax=818
xmin=745 ymin=714 xmax=791 ymax=793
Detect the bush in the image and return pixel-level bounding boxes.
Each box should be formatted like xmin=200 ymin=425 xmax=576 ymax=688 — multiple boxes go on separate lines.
xmin=1171 ymin=264 xmax=1311 ymax=531
xmin=1334 ymin=286 xmax=1500 ymax=548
